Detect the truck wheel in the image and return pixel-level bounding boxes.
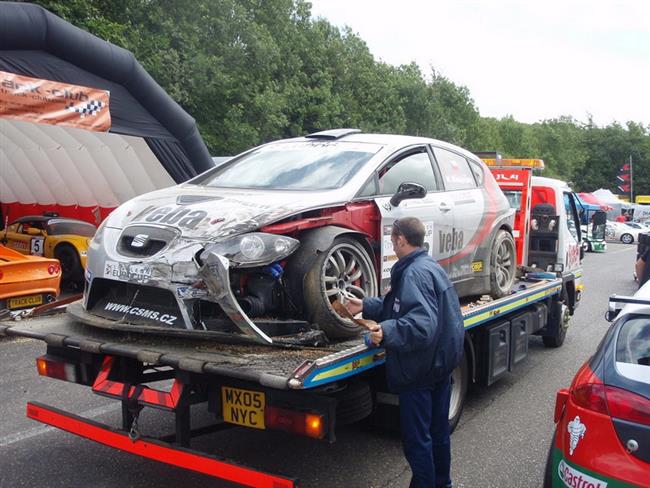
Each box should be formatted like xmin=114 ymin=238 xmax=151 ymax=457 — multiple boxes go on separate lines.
xmin=303 ymin=236 xmax=377 ymax=338
xmin=489 ymin=230 xmax=516 ymax=298
xmin=621 ymin=233 xmax=634 ymax=244
xmin=543 ymin=292 xmax=570 ymax=348
xmin=54 ymin=244 xmax=83 ymax=285
xmin=334 ymin=381 xmax=373 ymax=425
xmin=448 ymin=353 xmax=468 ymax=432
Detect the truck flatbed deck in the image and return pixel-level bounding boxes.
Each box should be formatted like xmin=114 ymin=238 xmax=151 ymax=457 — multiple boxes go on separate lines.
xmin=1 ymin=276 xmax=562 ymax=390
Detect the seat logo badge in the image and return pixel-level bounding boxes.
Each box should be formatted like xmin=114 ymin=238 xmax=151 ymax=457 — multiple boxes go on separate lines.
xmin=131 ymin=234 xmax=149 ymax=248
xmin=567 ymin=415 xmax=586 ymax=455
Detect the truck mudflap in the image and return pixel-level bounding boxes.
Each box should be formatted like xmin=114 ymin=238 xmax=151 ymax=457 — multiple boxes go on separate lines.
xmin=26 ymin=401 xmax=299 ymax=488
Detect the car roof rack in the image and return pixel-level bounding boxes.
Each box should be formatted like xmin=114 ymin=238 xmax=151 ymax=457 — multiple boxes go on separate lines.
xmin=305 ymin=128 xmax=361 ymax=140
xmin=606 ymin=294 xmax=650 ymax=321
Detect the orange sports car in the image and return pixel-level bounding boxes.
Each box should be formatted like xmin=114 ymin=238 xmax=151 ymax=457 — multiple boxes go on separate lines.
xmin=0 ymin=245 xmax=61 ymax=311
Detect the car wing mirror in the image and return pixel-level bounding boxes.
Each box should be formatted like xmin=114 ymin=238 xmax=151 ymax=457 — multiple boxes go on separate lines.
xmin=389 ymin=182 xmax=427 ymax=207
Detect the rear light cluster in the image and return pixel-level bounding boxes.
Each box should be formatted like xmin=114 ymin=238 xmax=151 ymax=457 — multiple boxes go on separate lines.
xmin=37 ymin=356 xmax=77 ymax=382
xmin=264 ymin=406 xmax=324 ymax=439
xmin=572 ymin=383 xmax=650 ymax=426
xmin=47 ymin=263 xmax=61 ymax=275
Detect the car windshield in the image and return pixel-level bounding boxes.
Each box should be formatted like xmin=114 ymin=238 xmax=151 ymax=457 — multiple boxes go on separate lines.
xmin=47 ymin=220 xmax=97 ymax=237
xmin=194 ymin=141 xmax=381 ymax=190
xmin=615 ymin=316 xmax=650 ymax=384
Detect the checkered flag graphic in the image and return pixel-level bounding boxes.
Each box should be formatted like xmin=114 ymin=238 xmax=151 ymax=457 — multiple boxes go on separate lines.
xmin=66 ymin=100 xmax=105 ymax=118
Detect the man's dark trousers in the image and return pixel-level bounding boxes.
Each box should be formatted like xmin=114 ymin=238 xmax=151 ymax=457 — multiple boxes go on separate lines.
xmin=399 ymin=376 xmax=452 ymax=488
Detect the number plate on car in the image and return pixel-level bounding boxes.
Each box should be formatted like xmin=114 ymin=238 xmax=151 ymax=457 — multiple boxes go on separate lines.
xmin=221 ymin=386 xmax=265 ymax=429
xmin=8 ymin=294 xmax=43 ymax=309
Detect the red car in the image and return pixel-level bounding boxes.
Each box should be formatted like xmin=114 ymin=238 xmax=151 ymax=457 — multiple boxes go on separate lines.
xmin=545 ymin=288 xmax=650 ymax=487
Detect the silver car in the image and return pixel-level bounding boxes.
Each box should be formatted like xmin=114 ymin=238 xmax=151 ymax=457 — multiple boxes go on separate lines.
xmin=79 ymin=129 xmax=515 ymax=343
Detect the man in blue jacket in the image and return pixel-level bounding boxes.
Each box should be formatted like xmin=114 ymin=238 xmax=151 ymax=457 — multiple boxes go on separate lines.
xmin=346 ymin=217 xmax=464 ymax=488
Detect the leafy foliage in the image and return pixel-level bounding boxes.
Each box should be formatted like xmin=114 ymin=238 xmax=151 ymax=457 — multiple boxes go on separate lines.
xmin=29 ymin=0 xmax=650 ymax=196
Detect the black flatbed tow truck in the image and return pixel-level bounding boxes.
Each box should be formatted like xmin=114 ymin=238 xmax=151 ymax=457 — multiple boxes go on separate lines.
xmin=0 ymin=274 xmax=569 ymax=488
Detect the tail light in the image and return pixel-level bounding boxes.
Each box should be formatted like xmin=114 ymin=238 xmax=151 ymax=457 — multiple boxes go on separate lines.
xmin=264 ymin=406 xmax=325 ymax=439
xmin=47 ymin=263 xmax=61 ymax=275
xmin=37 ymin=356 xmax=77 ymax=382
xmin=572 ymin=374 xmax=650 ymax=426
xmin=605 ymin=386 xmax=650 ymax=426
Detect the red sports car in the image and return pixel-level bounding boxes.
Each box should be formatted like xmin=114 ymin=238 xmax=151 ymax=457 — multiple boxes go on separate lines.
xmin=545 ymin=287 xmax=650 ymax=487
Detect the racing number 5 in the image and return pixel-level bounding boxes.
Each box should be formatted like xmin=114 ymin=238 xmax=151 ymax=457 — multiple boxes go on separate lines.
xmin=30 ymin=237 xmax=45 ymax=256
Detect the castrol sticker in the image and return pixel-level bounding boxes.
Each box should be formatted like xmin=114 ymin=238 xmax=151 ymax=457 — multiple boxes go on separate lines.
xmin=558 ymin=460 xmax=607 ymax=488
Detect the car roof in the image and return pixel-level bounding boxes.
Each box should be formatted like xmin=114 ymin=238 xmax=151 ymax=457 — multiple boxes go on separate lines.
xmin=13 ymin=215 xmax=90 ymax=225
xmin=278 ymin=132 xmax=484 ymax=163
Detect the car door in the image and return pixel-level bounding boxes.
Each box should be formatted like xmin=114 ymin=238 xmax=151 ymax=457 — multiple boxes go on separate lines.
xmin=431 ymin=146 xmax=485 ymax=284
xmin=5 ymin=223 xmax=31 ymax=255
xmin=367 ymin=146 xmax=453 ymax=294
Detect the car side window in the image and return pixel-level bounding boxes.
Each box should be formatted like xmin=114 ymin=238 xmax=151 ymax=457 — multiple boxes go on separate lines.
xmin=377 ymin=151 xmax=438 ymax=195
xmin=468 ymin=159 xmax=484 ymax=187
xmin=433 ymin=147 xmax=477 ymax=191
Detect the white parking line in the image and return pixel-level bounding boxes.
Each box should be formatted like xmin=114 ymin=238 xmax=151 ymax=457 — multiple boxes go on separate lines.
xmin=0 ymin=402 xmax=120 ymax=448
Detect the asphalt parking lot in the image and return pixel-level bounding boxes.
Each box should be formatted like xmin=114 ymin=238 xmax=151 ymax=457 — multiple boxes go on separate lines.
xmin=0 ymin=243 xmax=639 ymax=487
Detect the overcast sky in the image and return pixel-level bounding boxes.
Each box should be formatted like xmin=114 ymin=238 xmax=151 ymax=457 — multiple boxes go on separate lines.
xmin=308 ymin=0 xmax=650 ymax=127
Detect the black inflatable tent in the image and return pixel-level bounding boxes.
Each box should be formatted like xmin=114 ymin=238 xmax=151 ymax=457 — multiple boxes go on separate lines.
xmin=0 ymin=2 xmax=213 ymax=223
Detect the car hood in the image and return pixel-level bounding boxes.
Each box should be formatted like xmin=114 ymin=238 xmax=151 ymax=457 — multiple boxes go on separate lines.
xmin=105 ymin=184 xmax=350 ymax=240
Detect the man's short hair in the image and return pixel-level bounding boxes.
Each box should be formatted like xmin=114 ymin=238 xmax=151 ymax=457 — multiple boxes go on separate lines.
xmin=392 ymin=217 xmax=425 ymax=247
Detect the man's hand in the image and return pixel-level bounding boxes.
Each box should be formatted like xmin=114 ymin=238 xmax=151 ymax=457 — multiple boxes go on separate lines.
xmin=368 ymin=324 xmax=383 ymax=346
xmin=344 ymin=296 xmax=363 ymax=316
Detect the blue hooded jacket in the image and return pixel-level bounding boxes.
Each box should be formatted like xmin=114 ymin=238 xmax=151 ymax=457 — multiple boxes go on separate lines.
xmin=362 ymin=248 xmax=464 ymax=393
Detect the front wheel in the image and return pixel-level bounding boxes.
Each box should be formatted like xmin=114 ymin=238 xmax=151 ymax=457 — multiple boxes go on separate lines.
xmin=303 ymin=236 xmax=377 ymax=338
xmin=489 ymin=230 xmax=517 ymax=298
xmin=621 ymin=233 xmax=634 ymax=244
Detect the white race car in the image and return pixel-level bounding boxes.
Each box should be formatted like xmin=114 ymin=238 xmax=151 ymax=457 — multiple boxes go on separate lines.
xmin=606 ymin=221 xmax=645 ymax=244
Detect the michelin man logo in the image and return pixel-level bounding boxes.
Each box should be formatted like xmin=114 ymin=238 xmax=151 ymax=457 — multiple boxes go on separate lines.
xmin=567 ymin=415 xmax=586 ymax=455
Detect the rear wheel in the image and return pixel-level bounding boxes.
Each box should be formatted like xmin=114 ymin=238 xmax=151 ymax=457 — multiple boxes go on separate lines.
xmin=489 ymin=230 xmax=516 ymax=298
xmin=448 ymin=352 xmax=468 ymax=432
xmin=303 ymin=237 xmax=377 ymax=338
xmin=621 ymin=233 xmax=634 ymax=244
xmin=54 ymin=244 xmax=83 ymax=284
xmin=543 ymin=291 xmax=570 ymax=348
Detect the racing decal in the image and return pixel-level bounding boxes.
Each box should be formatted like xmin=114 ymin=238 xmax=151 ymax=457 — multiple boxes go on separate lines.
xmin=567 ymin=415 xmax=586 ymax=455
xmin=103 ymin=302 xmax=178 ymax=326
xmin=140 ymin=206 xmax=208 ymax=230
xmin=439 ymin=228 xmax=464 ymax=254
xmin=380 ymin=221 xmax=434 ymax=281
xmin=471 ymin=261 xmax=483 ymax=272
xmin=0 ymin=70 xmax=111 ymax=132
xmin=176 ymin=286 xmax=209 ymax=299
xmin=9 ymin=240 xmax=29 ymax=251
xmin=558 ymin=460 xmax=607 ymax=488
xmin=103 ymin=260 xmax=152 ymax=282
xmin=30 ymin=237 xmax=45 ymax=256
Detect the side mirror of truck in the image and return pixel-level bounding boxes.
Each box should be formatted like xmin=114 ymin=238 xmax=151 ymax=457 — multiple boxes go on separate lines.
xmin=390 ymin=182 xmax=427 ymax=207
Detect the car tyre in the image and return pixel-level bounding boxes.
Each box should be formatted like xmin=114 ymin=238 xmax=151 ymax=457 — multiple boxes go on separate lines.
xmin=448 ymin=352 xmax=468 ymax=432
xmin=489 ymin=230 xmax=516 ymax=298
xmin=54 ymin=244 xmax=83 ymax=284
xmin=621 ymin=233 xmax=634 ymax=244
xmin=303 ymin=236 xmax=377 ymax=338
xmin=543 ymin=431 xmax=557 ymax=488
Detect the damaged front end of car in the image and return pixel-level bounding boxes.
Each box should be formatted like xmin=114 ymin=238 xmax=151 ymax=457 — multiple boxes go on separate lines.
xmin=78 ymin=220 xmax=330 ymax=346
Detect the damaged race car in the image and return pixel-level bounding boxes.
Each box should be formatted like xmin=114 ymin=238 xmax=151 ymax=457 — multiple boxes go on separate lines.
xmin=76 ymin=129 xmax=516 ymax=344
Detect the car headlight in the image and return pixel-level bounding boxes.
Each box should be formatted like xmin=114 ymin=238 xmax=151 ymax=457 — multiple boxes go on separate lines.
xmin=202 ymin=232 xmax=299 ymax=267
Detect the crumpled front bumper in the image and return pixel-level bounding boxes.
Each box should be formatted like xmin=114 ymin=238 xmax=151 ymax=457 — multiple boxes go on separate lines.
xmin=196 ymin=250 xmax=273 ymax=344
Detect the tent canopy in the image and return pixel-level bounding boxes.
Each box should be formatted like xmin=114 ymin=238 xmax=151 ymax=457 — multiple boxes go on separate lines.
xmin=0 ymin=2 xmax=212 ymax=224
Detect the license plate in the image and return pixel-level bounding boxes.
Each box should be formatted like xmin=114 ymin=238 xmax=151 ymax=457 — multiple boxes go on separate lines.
xmin=103 ymin=260 xmax=152 ymax=282
xmin=8 ymin=294 xmax=43 ymax=309
xmin=221 ymin=386 xmax=265 ymax=429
